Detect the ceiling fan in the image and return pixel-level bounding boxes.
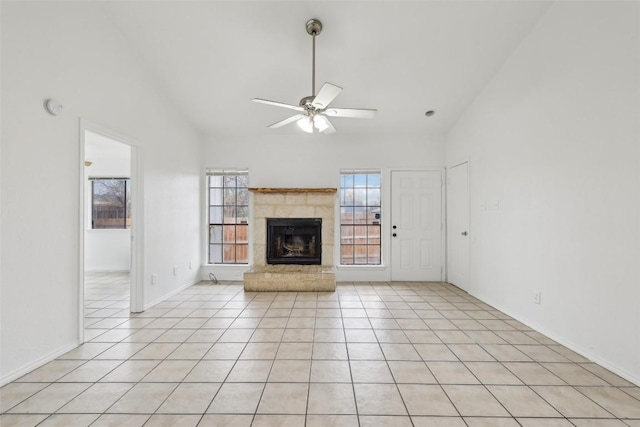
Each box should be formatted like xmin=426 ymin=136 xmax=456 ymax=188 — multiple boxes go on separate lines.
xmin=252 ymin=19 xmax=377 ymax=134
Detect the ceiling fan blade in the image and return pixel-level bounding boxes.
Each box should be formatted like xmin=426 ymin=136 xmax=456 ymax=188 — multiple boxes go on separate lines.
xmin=321 ymin=117 xmax=336 ymax=134
xmin=268 ymin=114 xmax=304 ymax=129
xmin=312 ymin=83 xmax=343 ymax=109
xmin=325 ymin=108 xmax=377 ymax=119
xmin=252 ymin=98 xmax=304 ymax=111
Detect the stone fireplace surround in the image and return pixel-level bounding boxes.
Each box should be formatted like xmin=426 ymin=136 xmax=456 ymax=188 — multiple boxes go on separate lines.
xmin=243 ymin=188 xmax=337 ymax=292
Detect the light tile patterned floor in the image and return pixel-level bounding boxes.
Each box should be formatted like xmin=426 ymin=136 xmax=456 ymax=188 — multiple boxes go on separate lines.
xmin=2 ymin=272 xmax=639 ymax=426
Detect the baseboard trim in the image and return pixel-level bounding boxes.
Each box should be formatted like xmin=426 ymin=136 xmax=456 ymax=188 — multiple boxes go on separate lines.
xmin=144 ymin=280 xmax=199 ymax=311
xmin=469 ymin=290 xmax=640 ymax=387
xmin=1 ymin=341 xmax=80 ymax=387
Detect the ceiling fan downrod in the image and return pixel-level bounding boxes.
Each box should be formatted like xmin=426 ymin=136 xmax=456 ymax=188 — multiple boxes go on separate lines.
xmin=306 ymin=19 xmax=322 ymax=97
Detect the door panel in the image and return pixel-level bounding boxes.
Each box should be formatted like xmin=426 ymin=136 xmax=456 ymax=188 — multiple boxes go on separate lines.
xmin=391 ymin=170 xmax=443 ymax=281
xmin=447 ymin=162 xmax=470 ymax=290
xmin=419 ymin=239 xmax=432 ymax=267
xmin=400 ymin=240 xmax=412 ymax=267
xmin=400 ymin=194 xmax=413 ymax=228
xmin=419 ymin=195 xmax=432 ymax=229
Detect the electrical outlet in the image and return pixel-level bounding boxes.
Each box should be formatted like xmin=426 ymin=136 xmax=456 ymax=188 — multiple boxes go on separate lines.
xmin=173 ymin=266 xmax=178 ymax=276
xmin=152 ymin=274 xmax=158 ymax=285
xmin=534 ymin=291 xmax=541 ymax=304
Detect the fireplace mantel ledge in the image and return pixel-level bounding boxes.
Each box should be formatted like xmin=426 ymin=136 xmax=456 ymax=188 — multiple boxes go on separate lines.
xmin=249 ymin=188 xmax=337 ymax=194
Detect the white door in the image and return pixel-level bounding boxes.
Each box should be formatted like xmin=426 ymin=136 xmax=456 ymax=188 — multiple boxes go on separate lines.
xmin=447 ymin=162 xmax=470 ymax=290
xmin=391 ymin=170 xmax=443 ymax=281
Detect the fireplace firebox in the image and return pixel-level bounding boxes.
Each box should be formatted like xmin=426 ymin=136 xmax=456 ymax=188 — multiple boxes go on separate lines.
xmin=267 ymin=218 xmax=322 ymax=265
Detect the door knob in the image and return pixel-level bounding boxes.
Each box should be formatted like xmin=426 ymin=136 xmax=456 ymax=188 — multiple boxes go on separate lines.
xmin=461 ymin=231 xmax=468 ymax=236
xmin=393 ymin=233 xmax=397 ymax=237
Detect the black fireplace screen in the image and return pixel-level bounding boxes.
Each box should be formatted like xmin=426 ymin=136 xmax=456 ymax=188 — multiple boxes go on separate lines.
xmin=266 ymin=218 xmax=322 ymax=265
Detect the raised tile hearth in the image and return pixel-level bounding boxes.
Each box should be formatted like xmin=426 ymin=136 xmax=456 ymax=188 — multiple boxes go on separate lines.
xmin=244 ymin=188 xmax=336 ymax=292
xmin=244 ymin=265 xmax=336 ymax=292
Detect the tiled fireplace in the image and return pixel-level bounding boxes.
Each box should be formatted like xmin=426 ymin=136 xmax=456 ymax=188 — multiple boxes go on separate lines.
xmin=243 ymin=188 xmax=336 ymax=292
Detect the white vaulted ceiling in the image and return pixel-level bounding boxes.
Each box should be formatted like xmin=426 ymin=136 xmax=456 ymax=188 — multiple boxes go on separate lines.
xmin=100 ymin=1 xmax=552 ymax=137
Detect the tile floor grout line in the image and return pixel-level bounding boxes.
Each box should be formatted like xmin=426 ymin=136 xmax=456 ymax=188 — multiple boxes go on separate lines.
xmin=3 ymin=274 xmax=639 ymax=425
xmin=340 ymin=305 xmax=362 ymax=427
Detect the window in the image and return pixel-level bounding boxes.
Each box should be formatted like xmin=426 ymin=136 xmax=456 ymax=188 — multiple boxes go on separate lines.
xmin=91 ymin=178 xmax=131 ymax=229
xmin=340 ymin=171 xmax=381 ymax=265
xmin=207 ymin=170 xmax=249 ymax=264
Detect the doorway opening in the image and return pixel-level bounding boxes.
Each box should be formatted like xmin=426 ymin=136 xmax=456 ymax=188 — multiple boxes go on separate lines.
xmin=81 ymin=127 xmax=140 ymax=342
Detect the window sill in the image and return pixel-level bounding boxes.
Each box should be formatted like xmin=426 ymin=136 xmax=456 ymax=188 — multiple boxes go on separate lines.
xmin=204 ymin=264 xmax=249 ymax=268
xmin=335 ymin=264 xmax=387 ymax=270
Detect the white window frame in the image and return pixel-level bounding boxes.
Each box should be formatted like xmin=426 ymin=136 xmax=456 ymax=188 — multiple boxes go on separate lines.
xmin=339 ymin=170 xmax=382 ymax=266
xmin=206 ymin=169 xmax=249 ymax=265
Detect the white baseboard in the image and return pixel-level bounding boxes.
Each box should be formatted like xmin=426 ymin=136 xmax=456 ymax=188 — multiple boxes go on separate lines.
xmin=335 ymin=265 xmax=390 ymax=282
xmin=144 ymin=280 xmax=199 ymax=311
xmin=200 ymin=265 xmax=248 ymax=282
xmin=1 ymin=341 xmax=80 ymax=387
xmin=470 ymin=290 xmax=640 ymax=387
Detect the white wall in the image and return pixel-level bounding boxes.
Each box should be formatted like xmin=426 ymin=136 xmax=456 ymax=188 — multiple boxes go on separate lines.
xmin=1 ymin=2 xmax=202 ymax=383
xmin=85 ymin=230 xmax=131 ymax=271
xmin=202 ymin=133 xmax=445 ymax=281
xmin=446 ymin=2 xmax=640 ymax=384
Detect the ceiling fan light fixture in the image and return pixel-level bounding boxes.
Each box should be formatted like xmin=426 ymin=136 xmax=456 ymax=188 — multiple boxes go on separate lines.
xmin=314 ymin=115 xmax=330 ymax=132
xmin=297 ymin=116 xmax=314 ymax=133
